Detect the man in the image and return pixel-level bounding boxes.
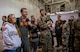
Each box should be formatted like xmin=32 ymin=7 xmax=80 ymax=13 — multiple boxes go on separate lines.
xmin=1 ymin=16 xmax=7 ymax=31
xmin=45 ymin=13 xmax=54 ymax=46
xmin=1 ymin=16 xmax=7 ymax=52
xmin=16 ymin=8 xmax=31 ymax=52
xmin=66 ymin=16 xmax=75 ymax=52
xmin=68 ymin=16 xmax=75 ymax=52
xmin=37 ymin=9 xmax=52 ymax=52
xmin=55 ymin=15 xmax=62 ymax=47
xmin=2 ymin=16 xmax=7 ymax=24
xmin=74 ymin=12 xmax=80 ymax=52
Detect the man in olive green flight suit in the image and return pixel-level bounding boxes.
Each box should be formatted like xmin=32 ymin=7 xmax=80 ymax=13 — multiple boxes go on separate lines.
xmin=37 ymin=9 xmax=52 ymax=52
xmin=74 ymin=12 xmax=80 ymax=52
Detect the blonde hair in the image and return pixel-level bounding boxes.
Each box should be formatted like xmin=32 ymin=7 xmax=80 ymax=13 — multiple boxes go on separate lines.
xmin=8 ymin=14 xmax=14 ymax=23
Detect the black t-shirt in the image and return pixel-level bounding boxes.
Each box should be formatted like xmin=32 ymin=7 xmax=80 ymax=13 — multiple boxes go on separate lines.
xmin=16 ymin=18 xmax=30 ymax=37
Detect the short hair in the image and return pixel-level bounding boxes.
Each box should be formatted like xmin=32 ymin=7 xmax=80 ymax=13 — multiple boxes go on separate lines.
xmin=70 ymin=16 xmax=74 ymax=18
xmin=2 ymin=16 xmax=6 ymax=18
xmin=58 ymin=15 xmax=61 ymax=17
xmin=62 ymin=20 xmax=66 ymax=24
xmin=40 ymin=9 xmax=44 ymax=13
xmin=20 ymin=8 xmax=27 ymax=13
xmin=8 ymin=14 xmax=14 ymax=23
xmin=78 ymin=12 xmax=80 ymax=17
xmin=31 ymin=15 xmax=34 ymax=18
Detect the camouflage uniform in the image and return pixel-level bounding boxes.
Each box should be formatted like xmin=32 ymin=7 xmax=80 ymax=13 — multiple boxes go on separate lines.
xmin=66 ymin=23 xmax=71 ymax=52
xmin=45 ymin=16 xmax=53 ymax=23
xmin=62 ymin=23 xmax=67 ymax=47
xmin=74 ymin=19 xmax=80 ymax=52
xmin=66 ymin=19 xmax=75 ymax=52
xmin=37 ymin=16 xmax=52 ymax=52
xmin=46 ymin=16 xmax=54 ymax=46
xmin=67 ymin=19 xmax=75 ymax=52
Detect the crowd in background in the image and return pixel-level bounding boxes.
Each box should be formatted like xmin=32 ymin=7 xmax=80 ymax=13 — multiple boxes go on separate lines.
xmin=1 ymin=8 xmax=80 ymax=52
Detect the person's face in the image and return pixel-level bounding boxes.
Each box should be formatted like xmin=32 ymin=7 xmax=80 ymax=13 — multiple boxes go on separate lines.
xmin=21 ymin=9 xmax=28 ymax=17
xmin=68 ymin=20 xmax=71 ymax=24
xmin=47 ymin=13 xmax=50 ymax=16
xmin=2 ymin=17 xmax=6 ymax=21
xmin=31 ymin=16 xmax=35 ymax=21
xmin=58 ymin=16 xmax=61 ymax=20
xmin=12 ymin=15 xmax=16 ymax=23
xmin=70 ymin=16 xmax=74 ymax=20
xmin=41 ymin=10 xmax=45 ymax=16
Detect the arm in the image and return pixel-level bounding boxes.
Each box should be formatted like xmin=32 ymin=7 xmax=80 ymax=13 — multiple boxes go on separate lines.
xmin=2 ymin=28 xmax=13 ymax=46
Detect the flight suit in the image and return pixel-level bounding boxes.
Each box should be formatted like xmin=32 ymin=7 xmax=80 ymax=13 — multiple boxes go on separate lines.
xmin=37 ymin=16 xmax=52 ymax=52
xmin=74 ymin=19 xmax=80 ymax=52
xmin=67 ymin=19 xmax=75 ymax=52
xmin=62 ymin=23 xmax=67 ymax=47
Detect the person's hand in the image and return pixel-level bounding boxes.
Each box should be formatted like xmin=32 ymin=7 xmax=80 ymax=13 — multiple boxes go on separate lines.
xmin=37 ymin=32 xmax=41 ymax=35
xmin=28 ymin=35 xmax=30 ymax=38
xmin=28 ymin=21 xmax=32 ymax=26
xmin=35 ymin=21 xmax=37 ymax=25
xmin=49 ymin=27 xmax=53 ymax=31
xmin=2 ymin=26 xmax=6 ymax=31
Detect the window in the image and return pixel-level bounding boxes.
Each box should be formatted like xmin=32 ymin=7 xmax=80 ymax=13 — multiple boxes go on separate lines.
xmin=45 ymin=5 xmax=51 ymax=12
xmin=60 ymin=4 xmax=65 ymax=11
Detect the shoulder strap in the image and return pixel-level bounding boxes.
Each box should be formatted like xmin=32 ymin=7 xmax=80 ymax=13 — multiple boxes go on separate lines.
xmin=16 ymin=18 xmax=20 ymax=27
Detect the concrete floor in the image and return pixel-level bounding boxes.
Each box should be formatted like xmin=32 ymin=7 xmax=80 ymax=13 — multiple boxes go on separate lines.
xmin=0 ymin=32 xmax=66 ymax=52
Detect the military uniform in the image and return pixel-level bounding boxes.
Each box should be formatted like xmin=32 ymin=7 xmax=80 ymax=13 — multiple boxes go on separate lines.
xmin=62 ymin=23 xmax=67 ymax=47
xmin=37 ymin=16 xmax=52 ymax=52
xmin=66 ymin=19 xmax=75 ymax=52
xmin=55 ymin=20 xmax=62 ymax=47
xmin=45 ymin=16 xmax=54 ymax=46
xmin=45 ymin=16 xmax=53 ymax=23
xmin=66 ymin=23 xmax=70 ymax=52
xmin=74 ymin=19 xmax=80 ymax=52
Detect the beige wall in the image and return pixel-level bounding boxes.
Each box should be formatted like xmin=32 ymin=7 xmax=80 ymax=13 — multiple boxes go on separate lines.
xmin=0 ymin=0 xmax=44 ymax=28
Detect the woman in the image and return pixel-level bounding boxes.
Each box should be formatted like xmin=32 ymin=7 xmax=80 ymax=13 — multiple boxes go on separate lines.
xmin=2 ymin=14 xmax=21 ymax=52
xmin=30 ymin=15 xmax=40 ymax=52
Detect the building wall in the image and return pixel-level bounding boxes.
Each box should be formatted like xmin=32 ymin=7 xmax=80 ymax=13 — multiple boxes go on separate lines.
xmin=76 ymin=0 xmax=80 ymax=10
xmin=0 ymin=0 xmax=44 ymax=29
xmin=45 ymin=0 xmax=78 ymax=13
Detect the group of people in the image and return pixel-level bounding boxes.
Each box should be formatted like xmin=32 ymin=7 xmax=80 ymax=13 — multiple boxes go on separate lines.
xmin=1 ymin=8 xmax=80 ymax=52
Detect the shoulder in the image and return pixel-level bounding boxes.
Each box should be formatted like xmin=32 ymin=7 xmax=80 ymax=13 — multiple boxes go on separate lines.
xmin=5 ymin=22 xmax=9 ymax=27
xmin=37 ymin=18 xmax=41 ymax=22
